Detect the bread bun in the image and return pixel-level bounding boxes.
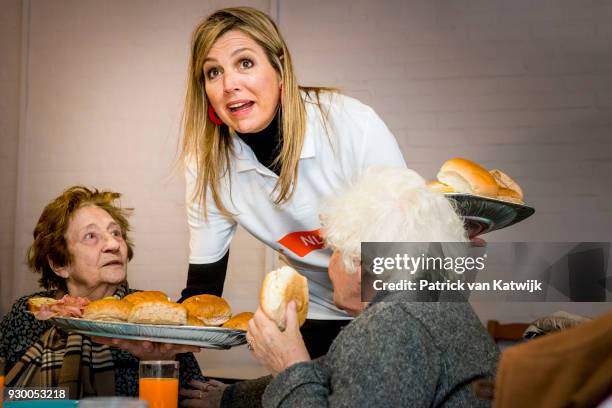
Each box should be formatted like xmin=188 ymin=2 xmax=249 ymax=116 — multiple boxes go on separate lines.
xmin=182 ymin=295 xmax=231 ymax=326
xmin=222 ymin=312 xmax=254 ymax=331
xmin=123 ymin=291 xmax=169 ymax=305
xmin=28 ymin=297 xmax=59 ymax=313
xmin=83 ymin=298 xmax=133 ymax=322
xmin=490 ymin=169 xmax=524 ymax=203
xmin=186 ymin=314 xmax=205 ymax=326
xmin=260 ymin=266 xmax=308 ymax=330
xmin=127 ymin=300 xmax=187 ymax=325
xmin=437 ymin=158 xmax=499 ymax=197
xmin=426 ymin=180 xmax=455 ymax=193
xmin=497 ymin=187 xmax=524 ymax=204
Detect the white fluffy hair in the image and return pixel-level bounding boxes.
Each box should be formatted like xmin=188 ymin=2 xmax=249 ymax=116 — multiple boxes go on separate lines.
xmin=320 ymin=166 xmax=467 ymax=274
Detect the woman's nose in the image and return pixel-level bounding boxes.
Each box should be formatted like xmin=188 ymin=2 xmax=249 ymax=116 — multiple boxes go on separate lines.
xmin=102 ymin=232 xmax=121 ymax=252
xmin=223 ymin=71 xmax=240 ymax=93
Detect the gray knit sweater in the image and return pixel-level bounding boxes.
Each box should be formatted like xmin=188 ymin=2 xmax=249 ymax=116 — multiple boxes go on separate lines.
xmin=261 ymin=291 xmax=499 ymax=407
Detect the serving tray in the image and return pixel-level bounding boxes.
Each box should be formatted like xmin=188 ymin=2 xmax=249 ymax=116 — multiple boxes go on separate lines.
xmin=49 ymin=316 xmax=246 ymax=349
xmin=445 ymin=193 xmax=535 ymax=237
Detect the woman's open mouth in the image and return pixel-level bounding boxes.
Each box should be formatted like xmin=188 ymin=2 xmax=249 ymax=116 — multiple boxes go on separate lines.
xmin=227 ymin=101 xmax=254 ymax=115
xmin=103 ymin=260 xmax=124 ymax=267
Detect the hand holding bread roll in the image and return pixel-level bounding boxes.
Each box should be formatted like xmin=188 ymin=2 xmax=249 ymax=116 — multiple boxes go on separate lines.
xmin=260 ymin=266 xmax=308 ymax=330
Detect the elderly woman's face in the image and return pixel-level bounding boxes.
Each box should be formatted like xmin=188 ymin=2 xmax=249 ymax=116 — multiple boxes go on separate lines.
xmin=56 ymin=205 xmax=128 ymax=293
xmin=329 ymin=250 xmax=364 ymax=317
xmin=203 ymin=30 xmax=281 ymax=133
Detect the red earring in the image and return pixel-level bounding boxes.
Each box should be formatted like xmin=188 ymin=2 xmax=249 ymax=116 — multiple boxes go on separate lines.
xmin=208 ymin=105 xmax=223 ymax=125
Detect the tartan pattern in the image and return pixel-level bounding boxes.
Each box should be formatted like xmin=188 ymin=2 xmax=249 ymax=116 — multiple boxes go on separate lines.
xmin=5 ymin=284 xmax=129 ymax=399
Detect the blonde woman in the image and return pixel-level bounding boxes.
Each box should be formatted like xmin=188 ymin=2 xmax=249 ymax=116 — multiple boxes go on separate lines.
xmin=179 ymin=7 xmax=406 ymax=359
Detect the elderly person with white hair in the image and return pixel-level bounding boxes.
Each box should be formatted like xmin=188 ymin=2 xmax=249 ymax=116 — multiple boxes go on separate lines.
xmin=247 ymin=166 xmax=499 ymax=407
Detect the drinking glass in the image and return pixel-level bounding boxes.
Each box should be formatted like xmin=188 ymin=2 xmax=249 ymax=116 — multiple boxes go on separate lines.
xmin=0 ymin=357 xmax=4 ymax=408
xmin=139 ymin=361 xmax=179 ymax=408
xmin=80 ymin=397 xmax=148 ymax=407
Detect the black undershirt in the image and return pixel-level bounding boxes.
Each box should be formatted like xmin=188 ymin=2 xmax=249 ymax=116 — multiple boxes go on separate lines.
xmin=236 ymin=110 xmax=282 ymax=176
xmin=179 ymin=113 xmax=282 ymax=302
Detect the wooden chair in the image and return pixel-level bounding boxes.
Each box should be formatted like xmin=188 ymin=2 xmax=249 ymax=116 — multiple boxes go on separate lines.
xmin=487 ymin=320 xmax=530 ymax=342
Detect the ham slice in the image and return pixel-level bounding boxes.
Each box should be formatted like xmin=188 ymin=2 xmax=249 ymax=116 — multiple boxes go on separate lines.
xmin=34 ymin=295 xmax=90 ymax=320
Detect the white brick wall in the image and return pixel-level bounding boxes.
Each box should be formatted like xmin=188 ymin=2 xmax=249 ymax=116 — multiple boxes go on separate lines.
xmin=280 ymin=0 xmax=612 ymax=323
xmin=0 ymin=0 xmax=22 ymax=313
xmin=2 ymin=0 xmax=611 ymax=378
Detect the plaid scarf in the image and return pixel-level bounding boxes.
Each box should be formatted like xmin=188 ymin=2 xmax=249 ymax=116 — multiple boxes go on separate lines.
xmin=5 ymin=283 xmax=129 ymax=399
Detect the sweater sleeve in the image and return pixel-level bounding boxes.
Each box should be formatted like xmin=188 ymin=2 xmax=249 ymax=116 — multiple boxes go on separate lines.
xmin=0 ymin=293 xmax=53 ymax=373
xmin=262 ymin=362 xmax=331 ymax=408
xmin=263 ymin=305 xmax=443 ymax=407
xmin=179 ymin=252 xmax=229 ymax=302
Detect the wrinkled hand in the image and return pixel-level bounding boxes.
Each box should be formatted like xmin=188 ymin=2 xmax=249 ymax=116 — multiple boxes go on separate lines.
xmin=180 ymin=379 xmax=228 ymax=408
xmin=91 ymin=336 xmax=200 ymax=360
xmin=247 ymin=301 xmax=310 ymax=376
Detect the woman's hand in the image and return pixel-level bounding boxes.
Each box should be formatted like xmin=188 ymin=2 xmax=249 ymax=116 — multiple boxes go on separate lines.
xmin=180 ymin=379 xmax=228 ymax=408
xmin=247 ymin=301 xmax=310 ymax=376
xmin=91 ymin=336 xmax=200 ymax=360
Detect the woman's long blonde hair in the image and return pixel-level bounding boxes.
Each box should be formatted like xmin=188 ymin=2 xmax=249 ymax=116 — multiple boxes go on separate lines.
xmin=180 ymin=7 xmax=334 ymax=217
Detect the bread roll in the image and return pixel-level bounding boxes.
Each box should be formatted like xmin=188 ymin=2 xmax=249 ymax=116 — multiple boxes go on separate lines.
xmin=186 ymin=314 xmax=205 ymax=326
xmin=123 ymin=291 xmax=169 ymax=305
xmin=426 ymin=180 xmax=455 ymax=193
xmin=260 ymin=266 xmax=308 ymax=330
xmin=83 ymin=298 xmax=133 ymax=322
xmin=437 ymin=158 xmax=499 ymax=197
xmin=496 ymin=187 xmax=524 ymax=204
xmin=28 ymin=297 xmax=59 ymax=313
xmin=182 ymin=295 xmax=231 ymax=326
xmin=222 ymin=312 xmax=254 ymax=331
xmin=490 ymin=169 xmax=524 ymax=203
xmin=127 ymin=300 xmax=187 ymax=325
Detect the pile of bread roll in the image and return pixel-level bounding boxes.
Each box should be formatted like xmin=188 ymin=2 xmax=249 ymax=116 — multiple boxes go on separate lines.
xmin=427 ymin=157 xmax=525 ymax=204
xmin=31 ymin=264 xmax=311 ymax=335
xmin=80 ymin=291 xmax=253 ymax=331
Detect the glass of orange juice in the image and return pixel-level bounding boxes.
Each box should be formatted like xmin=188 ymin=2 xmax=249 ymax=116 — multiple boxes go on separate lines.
xmin=139 ymin=360 xmax=179 ymax=408
xmin=0 ymin=357 xmax=4 ymax=408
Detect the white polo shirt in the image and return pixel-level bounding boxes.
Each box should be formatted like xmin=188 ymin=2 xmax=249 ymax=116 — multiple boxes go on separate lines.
xmin=186 ymin=92 xmax=406 ymax=320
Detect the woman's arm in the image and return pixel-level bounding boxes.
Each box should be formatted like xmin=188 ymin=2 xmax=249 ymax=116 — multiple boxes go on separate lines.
xmin=179 ymin=251 xmax=229 ymax=302
xmin=182 ymin=161 xmax=237 ymax=301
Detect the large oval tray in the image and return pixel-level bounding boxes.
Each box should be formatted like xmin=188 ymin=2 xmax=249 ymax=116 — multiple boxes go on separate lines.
xmin=445 ymin=193 xmax=535 ymax=237
xmin=49 ymin=316 xmax=246 ymax=349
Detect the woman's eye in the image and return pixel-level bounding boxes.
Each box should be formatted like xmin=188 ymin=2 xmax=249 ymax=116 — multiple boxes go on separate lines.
xmin=111 ymin=230 xmax=122 ymax=237
xmin=84 ymin=232 xmax=95 ymax=240
xmin=239 ymin=59 xmax=254 ymax=69
xmin=206 ymin=67 xmax=221 ymax=80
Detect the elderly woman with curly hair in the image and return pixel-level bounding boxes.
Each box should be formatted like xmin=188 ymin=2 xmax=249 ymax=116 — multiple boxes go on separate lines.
xmin=243 ymin=167 xmax=500 ymax=407
xmin=0 ymin=186 xmax=204 ymax=399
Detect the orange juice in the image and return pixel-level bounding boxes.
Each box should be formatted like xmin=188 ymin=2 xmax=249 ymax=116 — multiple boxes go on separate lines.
xmin=139 ymin=377 xmax=178 ymax=408
xmin=0 ymin=375 xmax=4 ymax=408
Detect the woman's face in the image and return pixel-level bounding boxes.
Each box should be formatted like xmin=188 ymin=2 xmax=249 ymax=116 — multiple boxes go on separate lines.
xmin=203 ymin=30 xmax=281 ymax=133
xmin=54 ymin=205 xmax=128 ymax=298
xmin=328 ymin=250 xmax=364 ymax=317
